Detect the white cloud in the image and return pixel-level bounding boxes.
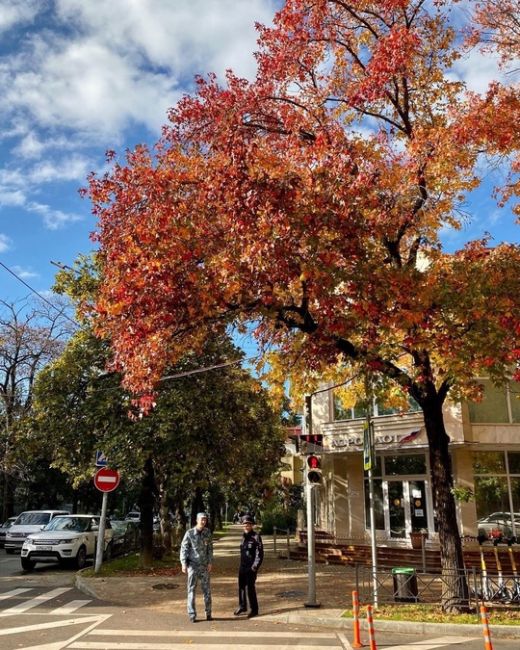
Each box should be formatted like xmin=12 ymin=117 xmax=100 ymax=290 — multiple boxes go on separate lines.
xmin=13 ymin=132 xmax=45 ymax=159
xmin=0 ymin=0 xmax=42 ymax=34
xmin=26 ymin=201 xmax=81 ymax=230
xmin=28 ymin=155 xmax=92 ymax=184
xmin=54 ymin=0 xmax=276 ymax=79
xmin=0 ymin=1 xmax=276 ymax=143
xmin=11 ymin=265 xmax=39 ymax=280
xmin=0 ymin=233 xmax=12 ymax=252
xmin=0 ymin=188 xmax=26 ymax=207
xmin=451 ymin=49 xmax=506 ymax=94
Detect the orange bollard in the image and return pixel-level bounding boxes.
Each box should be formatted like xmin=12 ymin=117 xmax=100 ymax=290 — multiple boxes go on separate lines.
xmin=366 ymin=605 xmax=377 ymax=650
xmin=480 ymin=605 xmax=494 ymax=650
xmin=352 ymin=591 xmax=363 ymax=648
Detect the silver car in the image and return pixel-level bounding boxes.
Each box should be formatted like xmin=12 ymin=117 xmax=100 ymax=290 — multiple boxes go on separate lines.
xmin=477 ymin=512 xmax=520 ymax=542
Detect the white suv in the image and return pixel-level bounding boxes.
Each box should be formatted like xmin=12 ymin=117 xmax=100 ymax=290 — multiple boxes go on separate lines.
xmin=5 ymin=510 xmax=69 ymax=553
xmin=20 ymin=514 xmax=113 ymax=571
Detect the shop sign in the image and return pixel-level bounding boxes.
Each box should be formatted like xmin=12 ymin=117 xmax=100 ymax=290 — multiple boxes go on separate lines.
xmin=328 ymin=431 xmax=417 ymax=450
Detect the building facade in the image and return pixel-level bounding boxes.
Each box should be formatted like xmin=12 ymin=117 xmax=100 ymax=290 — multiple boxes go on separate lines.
xmin=298 ymin=379 xmax=520 ymax=545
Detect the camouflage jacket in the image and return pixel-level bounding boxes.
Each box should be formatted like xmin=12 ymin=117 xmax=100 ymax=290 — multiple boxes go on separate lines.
xmin=180 ymin=526 xmax=213 ymax=567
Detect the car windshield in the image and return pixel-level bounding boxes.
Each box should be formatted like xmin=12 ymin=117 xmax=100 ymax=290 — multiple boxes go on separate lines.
xmin=1 ymin=518 xmax=16 ymax=528
xmin=15 ymin=513 xmax=51 ymax=526
xmin=45 ymin=517 xmax=91 ymax=532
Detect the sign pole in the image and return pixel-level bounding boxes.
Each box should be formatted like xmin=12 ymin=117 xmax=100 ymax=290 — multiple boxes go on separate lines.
xmin=94 ymin=491 xmax=108 ymax=574
xmin=93 ymin=466 xmax=120 ymax=575
xmin=364 ymin=376 xmax=378 ymax=608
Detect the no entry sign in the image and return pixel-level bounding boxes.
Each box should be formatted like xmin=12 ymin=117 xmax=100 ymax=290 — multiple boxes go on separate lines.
xmin=94 ymin=467 xmax=120 ymax=492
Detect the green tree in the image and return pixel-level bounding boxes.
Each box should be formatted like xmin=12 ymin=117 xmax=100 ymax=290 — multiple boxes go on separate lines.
xmin=31 ymin=328 xmax=284 ymax=565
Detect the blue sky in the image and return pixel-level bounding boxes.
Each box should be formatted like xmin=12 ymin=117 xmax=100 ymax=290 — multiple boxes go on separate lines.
xmin=0 ymin=0 xmax=518 ymax=323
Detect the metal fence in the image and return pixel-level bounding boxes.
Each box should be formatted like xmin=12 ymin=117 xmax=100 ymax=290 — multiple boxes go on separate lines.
xmin=355 ymin=565 xmax=520 ymax=608
xmin=272 ymin=526 xmax=294 ymax=557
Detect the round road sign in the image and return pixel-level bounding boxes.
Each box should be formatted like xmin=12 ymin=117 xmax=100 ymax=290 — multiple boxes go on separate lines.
xmin=94 ymin=467 xmax=120 ymax=492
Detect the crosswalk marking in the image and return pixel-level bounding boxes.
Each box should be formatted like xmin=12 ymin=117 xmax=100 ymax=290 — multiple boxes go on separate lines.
xmin=386 ymin=637 xmax=476 ymax=650
xmin=70 ymin=645 xmax=340 ymax=650
xmin=0 ymin=587 xmax=71 ymax=617
xmin=88 ymin=629 xmax=337 ymax=638
xmin=69 ymin=627 xmax=343 ymax=650
xmin=50 ymin=600 xmax=91 ymax=615
xmin=0 ymin=587 xmax=32 ymax=601
xmin=0 ymin=616 xmax=107 ymax=636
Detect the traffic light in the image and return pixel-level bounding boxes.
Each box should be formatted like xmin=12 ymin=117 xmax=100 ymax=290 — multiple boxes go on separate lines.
xmin=300 ymin=433 xmax=323 ymax=446
xmin=306 ymin=454 xmax=322 ymax=483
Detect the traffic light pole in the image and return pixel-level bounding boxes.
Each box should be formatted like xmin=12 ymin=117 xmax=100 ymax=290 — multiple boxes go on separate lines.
xmin=304 ymin=394 xmax=320 ymax=608
xmin=305 ymin=475 xmax=320 ymax=607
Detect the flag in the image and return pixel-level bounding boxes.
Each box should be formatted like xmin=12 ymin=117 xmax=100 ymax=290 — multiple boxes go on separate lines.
xmin=399 ymin=427 xmax=424 ymax=445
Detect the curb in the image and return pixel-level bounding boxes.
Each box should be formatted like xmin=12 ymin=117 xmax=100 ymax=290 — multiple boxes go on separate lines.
xmin=261 ymin=612 xmax=520 ymax=640
xmin=74 ymin=572 xmax=100 ymax=600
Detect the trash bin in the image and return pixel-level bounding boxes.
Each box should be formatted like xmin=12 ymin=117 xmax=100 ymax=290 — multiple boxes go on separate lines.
xmin=392 ymin=567 xmax=419 ymax=602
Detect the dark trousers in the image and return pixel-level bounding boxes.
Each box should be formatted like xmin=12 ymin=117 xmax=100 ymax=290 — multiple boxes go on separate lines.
xmin=238 ymin=567 xmax=258 ymax=614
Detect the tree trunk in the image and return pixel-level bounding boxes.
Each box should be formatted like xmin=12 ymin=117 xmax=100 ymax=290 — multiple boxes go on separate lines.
xmin=422 ymin=396 xmax=469 ymax=612
xmin=190 ymin=487 xmax=205 ymax=527
xmin=139 ymin=456 xmax=156 ymax=568
xmin=2 ymin=472 xmax=14 ymax=520
xmin=158 ymin=481 xmax=172 ymax=555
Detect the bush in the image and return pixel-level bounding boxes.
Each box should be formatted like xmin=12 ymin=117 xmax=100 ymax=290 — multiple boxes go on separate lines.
xmin=260 ymin=509 xmax=296 ymax=535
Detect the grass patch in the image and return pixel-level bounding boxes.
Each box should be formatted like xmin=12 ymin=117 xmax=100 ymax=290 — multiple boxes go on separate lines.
xmin=82 ymin=553 xmax=180 ymax=578
xmin=341 ymin=604 xmax=520 ymax=626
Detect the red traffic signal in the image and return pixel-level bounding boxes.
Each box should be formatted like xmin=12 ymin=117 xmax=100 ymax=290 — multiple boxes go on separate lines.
xmin=306 ymin=455 xmax=322 ymax=483
xmin=300 ymin=434 xmax=323 ymax=446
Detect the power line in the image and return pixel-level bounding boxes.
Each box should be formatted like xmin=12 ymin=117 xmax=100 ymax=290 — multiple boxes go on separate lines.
xmin=0 ymin=260 xmax=79 ymax=328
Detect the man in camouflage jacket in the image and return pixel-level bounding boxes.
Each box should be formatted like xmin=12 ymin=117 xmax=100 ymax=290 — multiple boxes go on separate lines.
xmin=180 ymin=512 xmax=213 ymax=622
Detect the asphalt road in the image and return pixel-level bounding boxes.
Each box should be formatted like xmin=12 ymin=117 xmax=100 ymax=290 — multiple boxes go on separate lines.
xmin=1 ymin=547 xmax=519 ymax=650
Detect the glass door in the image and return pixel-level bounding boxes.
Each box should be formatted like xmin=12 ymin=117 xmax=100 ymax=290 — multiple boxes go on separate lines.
xmin=388 ymin=482 xmax=406 ymax=538
xmin=409 ymin=480 xmax=428 ymax=531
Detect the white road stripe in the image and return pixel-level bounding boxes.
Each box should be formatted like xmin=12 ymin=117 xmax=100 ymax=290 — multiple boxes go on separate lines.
xmin=0 ymin=587 xmax=71 ymax=616
xmin=70 ymin=644 xmax=340 ymax=650
xmin=88 ymin=629 xmax=336 ymax=638
xmin=336 ymin=631 xmax=353 ymax=650
xmin=50 ymin=600 xmax=91 ymax=615
xmin=386 ymin=637 xmax=477 ymax=650
xmin=0 ymin=615 xmax=106 ymax=636
xmin=16 ymin=614 xmax=112 ymax=650
xmin=0 ymin=588 xmax=32 ymax=601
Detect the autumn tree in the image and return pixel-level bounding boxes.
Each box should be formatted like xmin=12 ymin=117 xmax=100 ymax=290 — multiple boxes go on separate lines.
xmin=87 ymin=1 xmax=520 ymax=610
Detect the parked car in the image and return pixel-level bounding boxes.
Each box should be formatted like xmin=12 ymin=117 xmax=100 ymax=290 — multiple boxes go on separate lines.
xmin=477 ymin=512 xmax=520 ymax=542
xmin=111 ymin=519 xmax=140 ymax=556
xmin=5 ymin=510 xmax=69 ymax=554
xmin=0 ymin=516 xmax=17 ymax=548
xmin=20 ymin=514 xmax=114 ymax=571
xmin=125 ymin=511 xmax=141 ymax=523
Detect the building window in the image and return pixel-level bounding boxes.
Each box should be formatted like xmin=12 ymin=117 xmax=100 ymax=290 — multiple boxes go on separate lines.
xmin=333 ymin=394 xmax=421 ymax=421
xmin=384 ymin=454 xmax=427 ymax=476
xmin=468 ymin=380 xmax=520 ymax=424
xmin=473 ymin=451 xmax=520 ymax=540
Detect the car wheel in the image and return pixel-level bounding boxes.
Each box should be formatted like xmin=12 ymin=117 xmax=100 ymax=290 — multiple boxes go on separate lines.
xmin=75 ymin=545 xmax=87 ymax=570
xmin=21 ymin=558 xmax=35 ymax=572
xmin=5 ymin=548 xmax=15 ymax=554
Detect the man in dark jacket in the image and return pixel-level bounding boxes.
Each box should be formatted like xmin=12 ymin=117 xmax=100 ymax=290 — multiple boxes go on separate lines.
xmin=234 ymin=514 xmax=263 ymax=618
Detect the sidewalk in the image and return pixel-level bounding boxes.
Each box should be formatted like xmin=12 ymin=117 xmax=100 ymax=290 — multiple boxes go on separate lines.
xmin=75 ymin=525 xmax=520 ymax=639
